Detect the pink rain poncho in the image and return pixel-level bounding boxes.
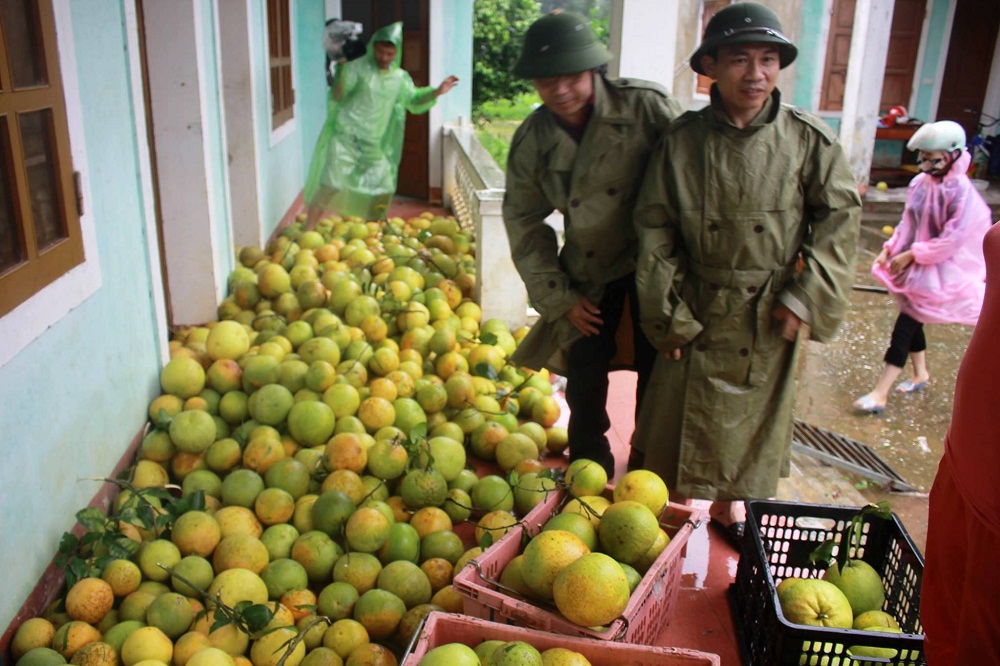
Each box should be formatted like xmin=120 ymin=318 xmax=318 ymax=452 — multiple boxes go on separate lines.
xmin=872 ymin=149 xmax=992 ymax=324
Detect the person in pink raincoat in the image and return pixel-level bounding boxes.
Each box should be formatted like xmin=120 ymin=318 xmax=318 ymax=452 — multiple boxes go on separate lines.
xmin=853 ymin=120 xmax=992 ymax=413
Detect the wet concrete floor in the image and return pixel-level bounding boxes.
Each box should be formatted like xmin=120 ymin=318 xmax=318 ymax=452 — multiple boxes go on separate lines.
xmin=792 ymin=225 xmax=977 ymax=554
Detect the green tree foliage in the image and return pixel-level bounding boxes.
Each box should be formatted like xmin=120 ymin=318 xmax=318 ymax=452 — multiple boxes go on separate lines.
xmin=473 ymin=0 xmax=540 ymax=109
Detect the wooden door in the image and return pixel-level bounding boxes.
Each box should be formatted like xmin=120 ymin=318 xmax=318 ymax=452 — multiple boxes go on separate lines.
xmin=342 ymin=0 xmax=430 ymax=199
xmin=936 ymin=0 xmax=1000 ymax=139
xmin=820 ymin=0 xmax=926 ymax=112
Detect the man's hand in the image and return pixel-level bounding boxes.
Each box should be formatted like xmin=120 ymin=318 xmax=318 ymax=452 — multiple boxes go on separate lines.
xmin=435 ymin=76 xmax=459 ymax=98
xmin=888 ymin=249 xmax=914 ymax=274
xmin=666 ymin=348 xmax=682 ymax=360
xmin=772 ymin=304 xmax=803 ymax=342
xmin=567 ymin=298 xmax=602 ymax=336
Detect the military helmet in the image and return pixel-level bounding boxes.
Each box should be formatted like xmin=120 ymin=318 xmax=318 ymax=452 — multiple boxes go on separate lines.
xmin=512 ymin=11 xmax=612 ymax=79
xmin=690 ymin=2 xmax=798 ymax=75
xmin=907 ymin=120 xmax=967 ymax=152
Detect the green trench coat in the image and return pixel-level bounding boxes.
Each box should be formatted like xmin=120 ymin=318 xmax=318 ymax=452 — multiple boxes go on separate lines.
xmin=632 ymin=90 xmax=861 ymax=500
xmin=503 ymin=75 xmax=681 ymax=375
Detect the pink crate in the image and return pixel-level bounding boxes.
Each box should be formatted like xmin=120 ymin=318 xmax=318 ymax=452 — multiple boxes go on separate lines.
xmin=453 ymin=488 xmax=708 ymax=644
xmin=402 ymin=611 xmax=720 ymax=666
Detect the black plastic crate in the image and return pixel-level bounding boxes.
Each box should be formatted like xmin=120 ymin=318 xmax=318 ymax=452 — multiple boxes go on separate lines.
xmin=732 ymin=500 xmax=925 ymax=665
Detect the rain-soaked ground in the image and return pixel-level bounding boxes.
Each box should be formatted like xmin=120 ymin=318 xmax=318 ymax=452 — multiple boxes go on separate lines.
xmin=792 ymin=226 xmax=977 ymax=553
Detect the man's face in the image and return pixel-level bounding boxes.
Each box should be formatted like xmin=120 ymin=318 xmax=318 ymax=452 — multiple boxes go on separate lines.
xmin=701 ymin=43 xmax=780 ymax=118
xmin=374 ymin=42 xmax=397 ymax=70
xmin=532 ymin=71 xmax=593 ymax=124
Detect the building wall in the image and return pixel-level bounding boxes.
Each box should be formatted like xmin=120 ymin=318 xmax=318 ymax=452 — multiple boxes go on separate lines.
xmin=0 ymin=0 xmax=165 ymax=631
xmin=429 ymin=0 xmax=474 ymax=192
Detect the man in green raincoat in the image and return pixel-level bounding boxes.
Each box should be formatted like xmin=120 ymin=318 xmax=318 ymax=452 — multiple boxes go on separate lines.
xmin=502 ymin=12 xmax=682 ymax=476
xmin=630 ymin=2 xmax=861 ymax=543
xmin=304 ymin=22 xmax=458 ymax=225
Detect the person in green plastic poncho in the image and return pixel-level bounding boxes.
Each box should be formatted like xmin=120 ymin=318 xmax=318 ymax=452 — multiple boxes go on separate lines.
xmin=305 ymin=22 xmax=458 ymax=225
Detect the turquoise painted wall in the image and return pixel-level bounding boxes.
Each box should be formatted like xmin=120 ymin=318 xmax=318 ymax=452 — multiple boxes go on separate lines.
xmin=202 ymin=0 xmax=236 ymax=293
xmin=253 ymin=0 xmax=328 ymax=240
xmin=912 ymin=0 xmax=951 ymax=123
xmin=0 ymin=1 xmax=164 ymax=630
xmin=437 ymin=0 xmax=474 ymax=125
xmin=790 ymin=0 xmax=826 ymax=110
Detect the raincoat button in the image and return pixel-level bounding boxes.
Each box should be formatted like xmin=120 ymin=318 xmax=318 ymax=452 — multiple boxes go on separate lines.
xmin=696 ymin=343 xmax=707 ymax=351
xmin=708 ymin=222 xmax=719 ymax=231
xmin=570 ymin=199 xmax=580 ymax=208
xmin=747 ymin=285 xmax=758 ymax=294
xmin=548 ymin=280 xmax=556 ymax=288
xmin=586 ymin=251 xmax=594 ymax=258
xmin=655 ymin=323 xmax=665 ymax=331
xmin=739 ymin=348 xmax=749 ymax=357
xmin=754 ymin=224 xmax=764 ymax=233
xmin=606 ymin=187 xmax=617 ymax=196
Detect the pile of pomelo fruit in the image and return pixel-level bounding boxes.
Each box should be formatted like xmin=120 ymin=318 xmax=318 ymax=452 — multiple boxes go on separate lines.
xmin=495 ymin=463 xmax=671 ymax=629
xmin=8 ymin=211 xmax=665 ymax=666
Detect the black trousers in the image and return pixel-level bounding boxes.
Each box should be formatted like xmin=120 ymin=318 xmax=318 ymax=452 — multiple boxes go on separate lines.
xmin=564 ymin=274 xmax=655 ymax=464
xmin=884 ymin=312 xmax=927 ymax=368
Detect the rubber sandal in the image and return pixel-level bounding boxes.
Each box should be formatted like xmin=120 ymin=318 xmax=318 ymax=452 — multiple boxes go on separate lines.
xmin=895 ymin=380 xmax=927 ymax=394
xmin=711 ymin=517 xmax=745 ymax=549
xmin=852 ymin=395 xmax=885 ymax=414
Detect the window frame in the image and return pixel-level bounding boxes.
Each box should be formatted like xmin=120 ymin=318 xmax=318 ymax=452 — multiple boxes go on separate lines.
xmin=0 ymin=0 xmax=84 ymax=318
xmin=0 ymin=0 xmax=100 ymax=369
xmin=267 ymin=0 xmax=295 ymax=131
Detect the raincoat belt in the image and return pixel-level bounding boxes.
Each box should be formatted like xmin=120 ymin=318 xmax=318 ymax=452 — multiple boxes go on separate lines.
xmin=687 ymin=261 xmax=795 ymax=292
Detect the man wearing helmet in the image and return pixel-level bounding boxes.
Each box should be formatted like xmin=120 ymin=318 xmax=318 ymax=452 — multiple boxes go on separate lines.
xmin=502 ymin=11 xmax=682 ymax=477
xmin=852 ymin=120 xmax=990 ymax=415
xmin=629 ymin=2 xmax=861 ymax=543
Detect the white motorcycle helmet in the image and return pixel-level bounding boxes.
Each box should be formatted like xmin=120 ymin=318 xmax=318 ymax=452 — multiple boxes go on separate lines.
xmin=906 ymin=120 xmax=967 ymax=152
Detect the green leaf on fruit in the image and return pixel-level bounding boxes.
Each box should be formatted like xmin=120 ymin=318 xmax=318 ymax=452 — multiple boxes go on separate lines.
xmin=77 ymin=507 xmax=108 ymax=532
xmin=480 ymin=332 xmax=498 ymax=346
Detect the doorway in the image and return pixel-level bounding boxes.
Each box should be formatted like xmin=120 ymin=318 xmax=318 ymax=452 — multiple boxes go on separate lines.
xmin=341 ymin=0 xmax=431 ymax=200
xmin=936 ymin=0 xmax=1000 ymax=139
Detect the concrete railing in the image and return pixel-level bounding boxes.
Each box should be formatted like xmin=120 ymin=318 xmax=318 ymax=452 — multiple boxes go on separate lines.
xmin=442 ymin=121 xmax=529 ymax=329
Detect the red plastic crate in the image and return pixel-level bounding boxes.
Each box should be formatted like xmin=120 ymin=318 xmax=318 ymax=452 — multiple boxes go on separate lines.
xmin=402 ymin=611 xmax=720 ymax=666
xmin=452 ymin=487 xmax=708 ymax=644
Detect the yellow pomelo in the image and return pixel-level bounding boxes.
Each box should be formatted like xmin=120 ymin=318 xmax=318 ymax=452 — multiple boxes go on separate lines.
xmin=212 ymin=534 xmax=269 ymax=574
xmin=352 ymin=589 xmax=406 ymax=641
xmin=65 ymin=578 xmax=114 ymax=625
xmin=499 ymin=554 xmax=532 ymax=597
xmin=207 ymin=568 xmax=269 ymax=607
xmin=145 ymin=592 xmax=195 ymax=640
xmin=612 ymin=470 xmax=669 ymax=517
xmin=332 ymin=552 xmax=383 ymax=595
xmin=777 ymin=578 xmax=853 ymax=628
xmin=206 ymin=321 xmax=251 ymax=361
xmin=344 ymin=507 xmax=392 ymax=554
xmin=343 ymin=643 xmax=394 ymax=666
xmin=186 ymin=647 xmax=236 ymax=666
xmin=565 ymin=459 xmax=607 ymax=497
xmin=408 ymin=507 xmax=453 ymax=539
xmin=521 ymin=530 xmax=591 ymax=601
xmin=552 ymin=552 xmax=630 ymax=627
xmin=541 ymin=648 xmax=591 ymax=666
xmin=120 ymin=627 xmax=173 ymax=666
xmin=474 ymin=510 xmax=518 ymax=547
xmin=491 ymin=642 xmax=542 ymax=666
xmin=161 ymin=357 xmax=207 ymax=399
xmin=171 ymin=632 xmax=213 ymax=666
xmin=823 ymin=559 xmax=886 ymax=617
xmin=322 ymin=618 xmax=368 ymax=660
xmin=249 ymin=627 xmax=304 ymax=666
xmin=376 ymin=560 xmax=432 ymax=609
xmin=214 ymin=506 xmax=264 ymax=539
xmin=597 ymin=501 xmax=660 ymax=565
xmin=68 ymin=641 xmax=116 ymax=666
xmin=51 ymin=621 xmax=101 ymax=660
xmin=137 ymin=539 xmax=182 ymax=582
xmin=171 ymin=511 xmax=222 ymax=558
xmin=541 ymin=512 xmax=598 ymax=552
xmin=560 ymin=495 xmax=610 ymax=529
xmin=11 ymin=618 xmax=56 ymax=661
xmin=494 ymin=433 xmax=538 ymax=472
xmin=633 ymin=527 xmax=671 ymax=573
xmin=399 ymin=469 xmax=448 ymax=509
xmin=853 ymin=609 xmax=901 ymax=631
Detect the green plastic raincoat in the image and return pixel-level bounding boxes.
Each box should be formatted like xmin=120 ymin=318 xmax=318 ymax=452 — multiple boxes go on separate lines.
xmin=503 ymin=75 xmax=681 ymax=374
xmin=305 ymin=23 xmax=437 ymax=220
xmin=631 ymin=88 xmax=861 ymax=500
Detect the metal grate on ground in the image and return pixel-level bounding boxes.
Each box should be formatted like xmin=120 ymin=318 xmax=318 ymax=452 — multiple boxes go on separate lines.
xmin=791 ymin=419 xmax=917 ymax=492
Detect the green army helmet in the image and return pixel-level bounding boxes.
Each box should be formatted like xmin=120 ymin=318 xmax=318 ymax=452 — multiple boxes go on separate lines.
xmin=513 ymin=11 xmax=612 ymax=79
xmin=690 ymin=2 xmax=798 ymax=75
